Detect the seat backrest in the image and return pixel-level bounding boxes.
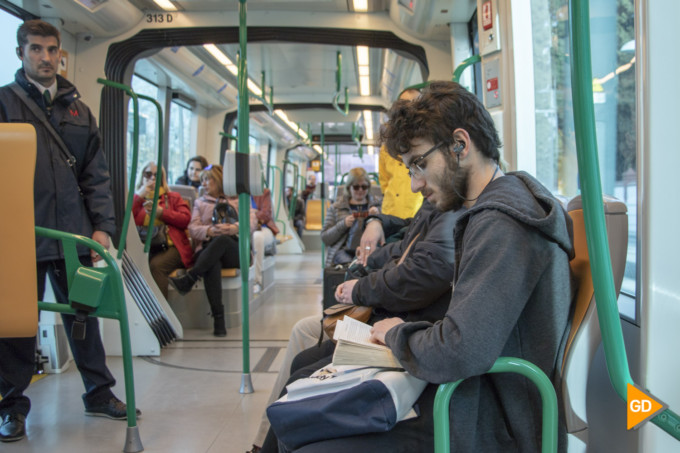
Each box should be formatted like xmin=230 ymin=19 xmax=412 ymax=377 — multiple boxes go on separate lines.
xmin=0 ymin=124 xmax=39 ymax=337
xmin=305 ymin=199 xmax=330 ymax=231
xmin=562 ymin=195 xmax=628 ymax=447
xmin=169 ymin=184 xmax=198 ymax=211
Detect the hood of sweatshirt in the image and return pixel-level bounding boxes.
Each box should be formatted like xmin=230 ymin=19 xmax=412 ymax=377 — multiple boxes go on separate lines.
xmin=454 ymin=170 xmax=575 ymax=260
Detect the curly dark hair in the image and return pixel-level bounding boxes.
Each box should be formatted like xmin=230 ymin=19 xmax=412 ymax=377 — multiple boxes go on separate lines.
xmin=18 ymin=20 xmax=61 ymax=48
xmin=380 ymin=81 xmax=501 ymax=163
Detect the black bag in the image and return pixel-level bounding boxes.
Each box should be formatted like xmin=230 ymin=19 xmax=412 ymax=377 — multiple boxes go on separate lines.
xmin=322 ymin=265 xmax=348 ymax=310
xmin=212 ymin=202 xmax=238 ymax=224
xmin=137 ymin=224 xmax=168 ymax=253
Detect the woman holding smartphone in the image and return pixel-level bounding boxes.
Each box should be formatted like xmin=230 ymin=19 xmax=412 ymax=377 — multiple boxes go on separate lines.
xmin=133 ymin=162 xmax=193 ymax=299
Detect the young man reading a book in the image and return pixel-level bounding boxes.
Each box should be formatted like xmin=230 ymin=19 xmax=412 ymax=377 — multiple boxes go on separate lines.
xmin=271 ymin=81 xmax=575 ymax=453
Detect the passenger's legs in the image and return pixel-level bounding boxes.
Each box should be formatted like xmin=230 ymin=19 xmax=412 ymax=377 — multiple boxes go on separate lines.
xmin=195 ymin=235 xmax=239 ymax=337
xmin=252 ymin=315 xmax=329 ymax=447
xmin=0 ymin=337 xmax=34 ymax=418
xmin=252 ymin=228 xmax=275 ymax=287
xmin=45 ymin=259 xmax=117 ymax=406
xmin=0 ymin=265 xmax=53 ymax=419
xmin=192 ymin=235 xmax=238 ymax=277
xmin=149 ymin=247 xmax=183 ymax=298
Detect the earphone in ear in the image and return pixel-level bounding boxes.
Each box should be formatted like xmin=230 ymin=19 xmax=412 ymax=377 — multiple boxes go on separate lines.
xmin=453 ymin=142 xmax=464 ymax=155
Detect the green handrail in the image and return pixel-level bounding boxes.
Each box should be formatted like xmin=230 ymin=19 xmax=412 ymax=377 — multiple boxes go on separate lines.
xmin=399 ymin=81 xmax=431 ymax=98
xmin=320 ymin=123 xmax=326 ymax=266
xmin=332 ymin=51 xmax=349 ymax=116
xmin=135 ymin=93 xmax=164 ymax=254
xmin=248 ymin=70 xmax=273 ymax=114
xmin=237 ymin=0 xmax=254 ymax=394
xmin=97 ymin=78 xmax=138 ymax=260
xmin=270 ymin=165 xmax=286 ymax=234
xmin=35 ymin=226 xmax=142 ymax=452
xmin=283 ymin=159 xmax=300 ymax=227
xmin=452 ymin=54 xmax=481 ymax=84
xmin=569 ymin=0 xmax=680 ymax=439
xmin=434 ymin=357 xmax=557 ymax=453
xmin=220 ymin=131 xmax=238 ymax=141
xmin=334 ymin=144 xmax=339 ymax=185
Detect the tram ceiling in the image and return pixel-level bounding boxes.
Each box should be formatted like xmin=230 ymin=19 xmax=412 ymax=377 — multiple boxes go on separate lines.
xmin=114 ymin=27 xmax=425 ymax=147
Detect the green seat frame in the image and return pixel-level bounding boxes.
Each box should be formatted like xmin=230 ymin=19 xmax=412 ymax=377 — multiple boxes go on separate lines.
xmin=35 ymin=226 xmax=143 ymax=453
xmin=433 ymin=357 xmax=558 ymax=453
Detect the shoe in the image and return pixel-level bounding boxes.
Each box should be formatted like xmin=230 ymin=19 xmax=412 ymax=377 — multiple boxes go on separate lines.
xmin=169 ymin=272 xmax=197 ymax=296
xmin=85 ymin=397 xmax=142 ymax=420
xmin=213 ymin=314 xmax=227 ymax=337
xmin=246 ymin=445 xmax=261 ymax=453
xmin=0 ymin=414 xmax=26 ymax=442
xmin=253 ymin=283 xmax=262 ymax=295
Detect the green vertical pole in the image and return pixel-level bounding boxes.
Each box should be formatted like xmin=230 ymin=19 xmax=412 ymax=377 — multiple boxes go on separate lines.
xmin=334 ymin=143 xmax=339 ymax=185
xmin=570 ymin=0 xmax=680 ymax=439
xmin=96 ymin=79 xmax=138 ymax=260
xmin=238 ymin=0 xmax=253 ymax=394
xmin=320 ymin=123 xmax=325 ymax=267
xmin=136 ymin=94 xmax=164 ymax=254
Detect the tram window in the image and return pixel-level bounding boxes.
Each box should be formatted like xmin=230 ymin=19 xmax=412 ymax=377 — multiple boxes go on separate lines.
xmin=530 ymin=0 xmax=637 ymax=321
xmin=126 ymin=76 xmax=160 ymax=182
xmin=167 ymin=100 xmax=193 ymax=183
xmin=0 ymin=11 xmax=21 ymax=86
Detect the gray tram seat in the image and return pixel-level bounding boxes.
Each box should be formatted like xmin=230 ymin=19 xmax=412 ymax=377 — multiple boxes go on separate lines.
xmin=169 ymin=184 xmax=198 ymax=210
xmin=433 ymin=195 xmax=628 ymax=453
xmin=560 ymin=195 xmax=628 ymax=452
xmin=0 ymin=124 xmax=38 ymax=337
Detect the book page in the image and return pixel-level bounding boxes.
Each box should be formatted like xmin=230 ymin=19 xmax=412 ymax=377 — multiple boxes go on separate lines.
xmin=333 ymin=315 xmax=373 ymax=344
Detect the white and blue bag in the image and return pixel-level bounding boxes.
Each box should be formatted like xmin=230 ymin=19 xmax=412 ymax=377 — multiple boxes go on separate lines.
xmin=266 ymin=364 xmax=427 ymax=450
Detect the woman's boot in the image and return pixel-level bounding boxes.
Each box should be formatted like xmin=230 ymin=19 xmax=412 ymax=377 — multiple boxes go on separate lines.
xmin=212 ymin=305 xmax=227 ymax=337
xmin=168 ymin=271 xmax=197 ymax=296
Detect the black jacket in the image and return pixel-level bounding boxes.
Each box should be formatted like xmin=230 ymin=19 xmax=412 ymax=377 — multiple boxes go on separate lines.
xmin=353 ymin=201 xmax=460 ymax=324
xmin=0 ymin=70 xmax=115 ymax=260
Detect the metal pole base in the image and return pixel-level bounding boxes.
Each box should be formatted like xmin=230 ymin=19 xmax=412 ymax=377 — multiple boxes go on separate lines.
xmin=240 ymin=373 xmax=254 ymax=394
xmin=124 ymin=426 xmax=144 ymax=452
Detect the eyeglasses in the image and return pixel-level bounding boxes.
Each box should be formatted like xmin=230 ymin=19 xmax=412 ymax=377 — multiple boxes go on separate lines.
xmin=352 ymin=184 xmax=369 ymax=191
xmin=143 ymin=171 xmax=157 ymax=179
xmin=407 ymin=142 xmax=444 ymax=178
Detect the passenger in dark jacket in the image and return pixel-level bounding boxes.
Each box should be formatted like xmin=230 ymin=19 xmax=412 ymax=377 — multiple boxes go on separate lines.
xmin=174 ymin=155 xmax=208 ymax=189
xmin=284 ymin=187 xmax=305 ymax=237
xmin=273 ymin=82 xmax=574 ymax=453
xmin=0 ymin=20 xmax=136 ymax=443
xmin=321 ymin=167 xmax=381 ymax=267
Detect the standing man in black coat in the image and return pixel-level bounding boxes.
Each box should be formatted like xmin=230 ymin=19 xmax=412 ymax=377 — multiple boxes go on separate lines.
xmin=0 ymin=19 xmax=139 ymax=443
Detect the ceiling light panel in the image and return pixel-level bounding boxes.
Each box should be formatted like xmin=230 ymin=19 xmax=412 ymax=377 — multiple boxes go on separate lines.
xmin=353 ymin=0 xmax=368 ymax=12
xmin=153 ymin=0 xmax=177 ymax=11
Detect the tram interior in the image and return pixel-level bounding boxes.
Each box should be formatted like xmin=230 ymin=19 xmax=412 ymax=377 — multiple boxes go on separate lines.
xmin=0 ymin=0 xmax=677 ymax=452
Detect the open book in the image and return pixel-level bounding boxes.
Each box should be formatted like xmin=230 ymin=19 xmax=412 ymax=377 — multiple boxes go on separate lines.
xmin=331 ymin=316 xmax=402 ymax=369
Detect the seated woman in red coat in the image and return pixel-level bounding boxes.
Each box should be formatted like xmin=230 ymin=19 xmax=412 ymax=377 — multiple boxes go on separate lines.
xmin=133 ymin=161 xmax=193 ymax=299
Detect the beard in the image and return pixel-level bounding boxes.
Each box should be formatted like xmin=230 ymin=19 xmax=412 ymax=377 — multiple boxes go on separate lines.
xmin=434 ymin=152 xmax=469 ymax=212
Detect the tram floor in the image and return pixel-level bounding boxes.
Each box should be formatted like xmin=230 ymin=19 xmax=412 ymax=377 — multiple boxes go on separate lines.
xmin=11 ymin=251 xmax=324 ymax=453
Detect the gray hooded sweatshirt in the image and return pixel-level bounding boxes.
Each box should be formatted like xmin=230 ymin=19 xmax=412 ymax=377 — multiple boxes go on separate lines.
xmin=386 ymin=171 xmax=574 ymax=452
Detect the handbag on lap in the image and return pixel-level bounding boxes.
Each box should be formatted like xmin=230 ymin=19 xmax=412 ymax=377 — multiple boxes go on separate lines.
xmin=322 ymin=303 xmax=372 ymax=341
